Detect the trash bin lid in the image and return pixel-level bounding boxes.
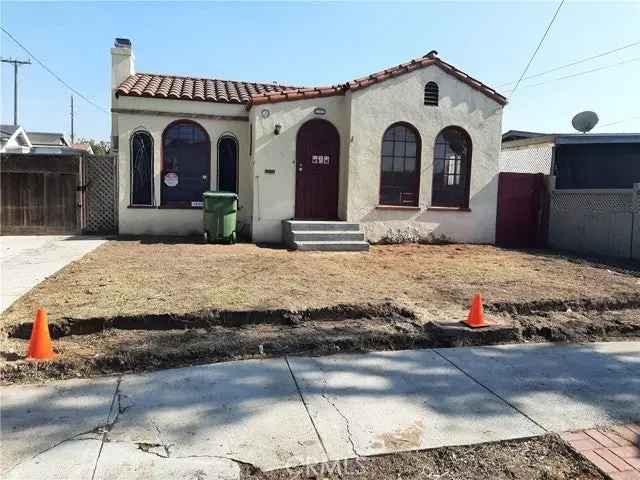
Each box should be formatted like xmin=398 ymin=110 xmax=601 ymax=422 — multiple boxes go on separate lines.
xmin=203 ymin=191 xmax=238 ymax=198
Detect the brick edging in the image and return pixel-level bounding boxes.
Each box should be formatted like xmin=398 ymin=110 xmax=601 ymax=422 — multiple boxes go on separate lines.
xmin=561 ymin=424 xmax=640 ymax=479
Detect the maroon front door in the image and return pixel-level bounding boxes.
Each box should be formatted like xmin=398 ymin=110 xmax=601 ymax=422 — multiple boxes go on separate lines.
xmin=295 ymin=119 xmax=340 ymax=219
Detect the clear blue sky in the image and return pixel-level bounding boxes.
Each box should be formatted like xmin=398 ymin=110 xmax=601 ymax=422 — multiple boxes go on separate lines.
xmin=1 ymin=1 xmax=639 ymax=140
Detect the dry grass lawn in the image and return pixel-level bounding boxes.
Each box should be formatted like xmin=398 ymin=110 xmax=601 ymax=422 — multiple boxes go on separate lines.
xmin=2 ymin=240 xmax=638 ymax=330
xmin=2 ymin=240 xmax=639 ymax=383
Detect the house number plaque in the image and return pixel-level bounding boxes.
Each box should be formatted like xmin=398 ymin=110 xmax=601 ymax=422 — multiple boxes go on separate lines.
xmin=311 ymin=155 xmax=330 ymax=165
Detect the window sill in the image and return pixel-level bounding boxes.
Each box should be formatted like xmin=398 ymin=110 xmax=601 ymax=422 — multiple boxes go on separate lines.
xmin=128 ymin=205 xmax=204 ymax=210
xmin=376 ymin=205 xmax=420 ymax=211
xmin=158 ymin=205 xmax=203 ymax=210
xmin=427 ymin=206 xmax=471 ymax=212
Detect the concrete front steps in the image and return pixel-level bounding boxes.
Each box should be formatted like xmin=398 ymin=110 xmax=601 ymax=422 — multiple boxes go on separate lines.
xmin=283 ymin=220 xmax=370 ymax=251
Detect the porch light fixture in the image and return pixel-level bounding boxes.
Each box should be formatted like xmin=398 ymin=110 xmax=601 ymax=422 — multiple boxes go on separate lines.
xmin=274 ymin=124 xmax=282 ymax=135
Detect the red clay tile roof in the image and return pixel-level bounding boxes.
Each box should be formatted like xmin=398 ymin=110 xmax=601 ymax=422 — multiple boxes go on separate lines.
xmin=116 ymin=73 xmax=302 ymax=104
xmin=249 ymin=84 xmax=347 ymax=106
xmin=116 ymin=52 xmax=507 ymax=107
xmin=349 ymin=56 xmax=507 ymax=105
xmin=251 ymin=54 xmax=506 ymax=106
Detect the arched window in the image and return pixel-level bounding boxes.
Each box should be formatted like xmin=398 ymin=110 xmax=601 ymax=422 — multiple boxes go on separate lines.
xmin=432 ymin=126 xmax=472 ymax=208
xmin=130 ymin=130 xmax=153 ymax=206
xmin=424 ymin=82 xmax=439 ymax=106
xmin=161 ymin=120 xmax=210 ymax=207
xmin=380 ymin=123 xmax=421 ymax=206
xmin=217 ymin=135 xmax=238 ymax=194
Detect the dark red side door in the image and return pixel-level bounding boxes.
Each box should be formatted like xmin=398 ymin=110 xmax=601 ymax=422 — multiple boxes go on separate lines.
xmin=496 ymin=172 xmax=548 ymax=248
xmin=295 ymin=119 xmax=340 ymax=219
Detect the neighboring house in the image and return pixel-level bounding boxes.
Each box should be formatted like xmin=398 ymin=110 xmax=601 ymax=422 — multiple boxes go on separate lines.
xmin=111 ymin=38 xmax=507 ymax=245
xmin=500 ymin=133 xmax=555 ymax=175
xmin=0 ymin=125 xmax=32 ymax=153
xmin=0 ymin=125 xmax=80 ymax=155
xmin=501 ymin=130 xmax=547 ymax=143
xmin=500 ymin=132 xmax=640 ymax=187
xmin=28 ymin=131 xmax=77 ymax=155
xmin=71 ymin=143 xmax=95 ymax=155
xmin=500 ymin=131 xmax=640 ymax=260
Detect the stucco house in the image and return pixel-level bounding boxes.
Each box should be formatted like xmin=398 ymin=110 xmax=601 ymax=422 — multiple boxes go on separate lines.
xmin=0 ymin=125 xmax=31 ymax=154
xmin=1 ymin=124 xmax=79 ymax=155
xmin=111 ymin=38 xmax=506 ymax=249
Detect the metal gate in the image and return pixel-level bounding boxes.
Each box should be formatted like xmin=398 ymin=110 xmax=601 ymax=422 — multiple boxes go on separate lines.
xmin=1 ymin=153 xmax=80 ymax=234
xmin=495 ymin=172 xmax=549 ymax=248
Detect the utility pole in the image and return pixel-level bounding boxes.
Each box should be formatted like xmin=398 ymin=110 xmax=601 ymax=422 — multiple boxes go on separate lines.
xmin=70 ymin=95 xmax=74 ymax=143
xmin=1 ymin=57 xmax=31 ymax=125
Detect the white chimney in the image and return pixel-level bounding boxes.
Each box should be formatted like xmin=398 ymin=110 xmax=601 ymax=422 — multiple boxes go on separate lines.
xmin=111 ymin=38 xmax=134 ymax=153
xmin=111 ymin=38 xmax=135 ymax=91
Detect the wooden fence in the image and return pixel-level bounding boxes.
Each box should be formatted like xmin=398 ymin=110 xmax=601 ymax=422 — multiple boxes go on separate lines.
xmin=1 ymin=153 xmax=118 ymax=235
xmin=1 ymin=154 xmax=80 ymax=234
xmin=548 ymin=181 xmax=639 ymax=260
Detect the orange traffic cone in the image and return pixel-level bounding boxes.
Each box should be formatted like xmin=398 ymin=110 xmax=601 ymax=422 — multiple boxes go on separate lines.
xmin=27 ymin=308 xmax=57 ymax=361
xmin=464 ymin=293 xmax=489 ymax=328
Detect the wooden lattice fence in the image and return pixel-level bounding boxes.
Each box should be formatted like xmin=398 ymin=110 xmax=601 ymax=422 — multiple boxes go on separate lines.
xmin=80 ymin=155 xmax=118 ymax=234
xmin=548 ymin=182 xmax=640 ymax=260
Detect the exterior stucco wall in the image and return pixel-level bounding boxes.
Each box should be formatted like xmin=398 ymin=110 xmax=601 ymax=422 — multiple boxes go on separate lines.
xmin=249 ymin=96 xmax=349 ymax=242
xmin=113 ymin=95 xmax=251 ymax=236
xmin=346 ymin=65 xmax=504 ymax=244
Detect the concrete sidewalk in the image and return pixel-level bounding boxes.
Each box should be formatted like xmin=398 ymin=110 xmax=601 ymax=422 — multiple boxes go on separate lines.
xmin=0 ymin=236 xmax=107 ymax=313
xmin=2 ymin=341 xmax=639 ymax=479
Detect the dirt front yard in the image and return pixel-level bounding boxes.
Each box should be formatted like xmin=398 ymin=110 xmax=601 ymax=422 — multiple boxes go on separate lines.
xmin=242 ymin=435 xmax=607 ymax=480
xmin=2 ymin=239 xmax=639 ymax=382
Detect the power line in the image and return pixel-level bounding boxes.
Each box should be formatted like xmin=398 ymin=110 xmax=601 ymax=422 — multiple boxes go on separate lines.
xmin=510 ymin=0 xmax=566 ymax=98
xmin=505 ymin=55 xmax=640 ymax=92
xmin=0 ymin=25 xmax=109 ymax=115
xmin=597 ymin=116 xmax=640 ymax=129
xmin=497 ymin=40 xmax=640 ymax=88
xmin=553 ymin=56 xmax=640 ymax=81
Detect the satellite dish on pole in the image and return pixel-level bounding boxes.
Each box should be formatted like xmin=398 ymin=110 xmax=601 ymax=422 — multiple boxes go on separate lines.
xmin=572 ymin=111 xmax=599 ymax=133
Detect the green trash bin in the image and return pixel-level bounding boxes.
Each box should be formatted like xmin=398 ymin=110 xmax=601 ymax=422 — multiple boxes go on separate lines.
xmin=203 ymin=191 xmax=238 ymax=244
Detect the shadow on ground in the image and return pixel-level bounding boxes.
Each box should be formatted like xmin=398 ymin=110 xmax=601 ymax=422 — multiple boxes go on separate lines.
xmin=3 ymin=342 xmax=639 ymax=472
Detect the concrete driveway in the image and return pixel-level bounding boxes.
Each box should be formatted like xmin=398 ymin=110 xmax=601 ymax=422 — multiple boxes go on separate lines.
xmin=0 ymin=236 xmax=107 ymax=313
xmin=2 ymin=341 xmax=639 ymax=479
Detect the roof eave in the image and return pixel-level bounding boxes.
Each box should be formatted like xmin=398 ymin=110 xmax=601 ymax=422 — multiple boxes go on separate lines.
xmin=555 ymin=134 xmax=640 ymax=145
xmin=433 ymin=60 xmax=507 ymax=106
xmin=116 ymin=90 xmax=251 ymax=106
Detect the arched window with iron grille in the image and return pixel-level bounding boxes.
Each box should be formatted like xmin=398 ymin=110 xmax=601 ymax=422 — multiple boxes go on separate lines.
xmin=217 ymin=135 xmax=238 ymax=194
xmin=130 ymin=130 xmax=154 ymax=206
xmin=161 ymin=120 xmax=211 ymax=207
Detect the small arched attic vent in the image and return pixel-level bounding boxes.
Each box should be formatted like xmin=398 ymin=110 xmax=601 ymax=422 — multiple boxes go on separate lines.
xmin=424 ymin=82 xmax=439 ymax=106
